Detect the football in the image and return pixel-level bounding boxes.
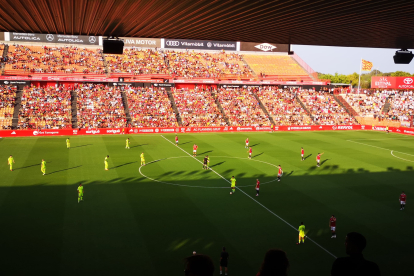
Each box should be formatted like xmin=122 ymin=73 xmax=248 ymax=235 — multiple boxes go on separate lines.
xmin=230 ymin=192 xmax=233 ymax=195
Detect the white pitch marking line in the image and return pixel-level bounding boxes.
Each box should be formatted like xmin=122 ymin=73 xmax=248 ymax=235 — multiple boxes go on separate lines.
xmin=161 ymin=135 xmax=337 ymax=259
xmin=391 ymin=151 xmax=414 ymax=163
xmin=347 ymin=140 xmax=414 ymax=157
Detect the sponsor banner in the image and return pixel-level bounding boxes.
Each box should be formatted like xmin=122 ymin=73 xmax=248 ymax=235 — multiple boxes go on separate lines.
xmin=240 ymin=42 xmax=289 ymax=52
xmin=1 ymin=80 xmax=30 ymax=85
xmin=371 ymin=76 xmax=414 ymax=89
xmin=221 ymin=84 xmax=262 ymax=88
xmin=153 ymin=83 xmax=175 ymax=87
xmin=7 ymin=32 xmax=99 ymax=45
xmin=120 ymin=37 xmax=161 ymax=48
xmin=4 ymin=125 xmax=414 ymax=138
xmin=0 ymin=76 xmax=118 ymax=82
xmin=164 ymin=38 xmax=237 ymax=51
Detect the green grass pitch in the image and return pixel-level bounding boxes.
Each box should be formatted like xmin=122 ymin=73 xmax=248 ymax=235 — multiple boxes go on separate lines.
xmin=0 ymin=131 xmax=413 ymax=275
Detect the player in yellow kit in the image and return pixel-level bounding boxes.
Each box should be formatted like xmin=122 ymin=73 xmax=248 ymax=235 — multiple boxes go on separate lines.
xmin=66 ymin=138 xmax=70 ymax=149
xmin=8 ymin=155 xmax=15 ymax=171
xmin=297 ymin=222 xmax=306 ymax=244
xmin=126 ymin=138 xmax=130 ymax=149
xmin=41 ymin=159 xmax=46 ymax=175
xmin=105 ymin=155 xmax=109 ymax=171
xmin=77 ymin=183 xmax=84 ymax=203
xmin=230 ymin=176 xmax=236 ymax=194
xmin=140 ymin=152 xmax=145 ymax=166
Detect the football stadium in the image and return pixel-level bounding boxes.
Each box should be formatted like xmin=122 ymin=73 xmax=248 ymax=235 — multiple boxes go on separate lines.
xmin=0 ymin=1 xmax=413 ymax=275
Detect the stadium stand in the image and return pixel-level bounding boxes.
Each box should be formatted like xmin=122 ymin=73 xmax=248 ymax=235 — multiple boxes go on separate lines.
xmin=5 ymin=45 xmax=105 ymax=74
xmin=106 ymin=48 xmax=168 ymax=75
xmin=243 ymin=55 xmax=313 ymax=81
xmin=172 ymin=88 xmax=227 ymax=127
xmin=299 ymin=90 xmax=357 ymax=125
xmin=386 ymin=91 xmax=414 ymax=123
xmin=0 ymin=85 xmax=17 ymax=129
xmin=256 ymin=87 xmax=313 ymax=125
xmin=76 ymin=84 xmax=126 ymax=129
xmin=215 ymin=87 xmax=270 ymax=126
xmin=126 ymin=87 xmax=178 ymax=127
xmin=18 ymin=86 xmax=72 ymax=129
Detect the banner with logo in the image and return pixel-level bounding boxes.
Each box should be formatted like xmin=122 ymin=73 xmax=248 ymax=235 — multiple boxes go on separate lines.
xmin=1 ymin=80 xmax=30 ymax=86
xmin=120 ymin=37 xmax=161 ymax=48
xmin=371 ymin=76 xmax=414 ymax=89
xmin=7 ymin=32 xmax=99 ymax=45
xmin=240 ymin=42 xmax=289 ymax=52
xmin=164 ymin=38 xmax=237 ymax=51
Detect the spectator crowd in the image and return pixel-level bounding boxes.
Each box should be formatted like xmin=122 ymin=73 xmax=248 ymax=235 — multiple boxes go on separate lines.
xmin=172 ymin=87 xmax=227 ymax=127
xmin=18 ymin=86 xmax=72 ymax=129
xmin=0 ymin=85 xmax=17 ymax=129
xmin=77 ymin=84 xmax=126 ymax=129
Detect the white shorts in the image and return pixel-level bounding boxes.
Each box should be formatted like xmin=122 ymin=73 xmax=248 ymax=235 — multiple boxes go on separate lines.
xmin=301 ymin=154 xmax=304 ymax=157
xmin=246 ymin=143 xmax=249 ymax=147
xmin=256 ymin=188 xmax=259 ymax=191
xmin=278 ymin=173 xmax=282 ymax=177
xmin=193 ymin=150 xmax=196 ymax=153
xmin=331 ymin=226 xmax=336 ymax=231
xmin=401 ymin=201 xmax=406 ymax=205
xmin=317 ymin=159 xmax=320 ymax=163
xmin=176 ymin=141 xmax=178 ymax=144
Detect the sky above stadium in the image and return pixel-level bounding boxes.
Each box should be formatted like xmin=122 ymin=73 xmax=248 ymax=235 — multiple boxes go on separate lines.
xmin=292 ymin=45 xmax=414 ymax=75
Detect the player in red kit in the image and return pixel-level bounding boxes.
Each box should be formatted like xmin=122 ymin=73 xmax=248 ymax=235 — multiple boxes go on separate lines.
xmin=245 ymin=138 xmax=249 ymax=148
xmin=175 ymin=135 xmax=179 ymax=146
xmin=329 ymin=215 xmax=337 ymax=238
xmin=316 ymin=152 xmax=324 ymax=167
xmin=277 ymin=165 xmax=283 ymax=182
xmin=301 ymin=147 xmax=304 ymax=161
xmin=248 ymin=147 xmax=252 ymax=159
xmin=400 ymin=191 xmax=406 ymax=210
xmin=255 ymin=179 xmax=260 ymax=196
xmin=193 ymin=144 xmax=198 ymax=156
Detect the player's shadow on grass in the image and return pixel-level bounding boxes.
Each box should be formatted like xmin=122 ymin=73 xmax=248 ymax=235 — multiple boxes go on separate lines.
xmin=71 ymin=144 xmax=92 ymax=148
xmin=130 ymin=144 xmax=148 ymax=148
xmin=15 ymin=162 xmax=51 ymax=170
xmin=285 ymin=171 xmax=294 ymax=177
xmin=48 ymin=165 xmax=82 ymax=175
xmin=320 ymin=159 xmax=329 ymax=166
xmin=250 ymin=143 xmax=260 ymax=147
xmin=199 ymin=150 xmax=213 ymax=155
xmin=210 ymin=161 xmax=225 ymax=168
xmin=180 ymin=142 xmax=191 ymax=145
xmin=112 ymin=161 xmax=137 ymax=169
xmin=304 ymin=154 xmax=312 ymax=160
xmin=253 ymin=152 xmax=264 ymax=158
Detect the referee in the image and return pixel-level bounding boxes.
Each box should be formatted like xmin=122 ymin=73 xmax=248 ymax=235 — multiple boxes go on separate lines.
xmin=203 ymin=156 xmax=208 ymax=170
xmin=220 ymin=247 xmax=229 ymax=275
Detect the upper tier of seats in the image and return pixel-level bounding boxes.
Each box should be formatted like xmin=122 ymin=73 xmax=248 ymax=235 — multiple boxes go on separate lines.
xmin=5 ymin=45 xmax=105 ymax=75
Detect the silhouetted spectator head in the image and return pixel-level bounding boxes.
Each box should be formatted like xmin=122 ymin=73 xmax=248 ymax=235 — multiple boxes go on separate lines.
xmin=258 ymin=249 xmax=289 ymax=276
xmin=345 ymin=232 xmax=367 ymax=255
xmin=184 ymin=254 xmax=215 ymax=276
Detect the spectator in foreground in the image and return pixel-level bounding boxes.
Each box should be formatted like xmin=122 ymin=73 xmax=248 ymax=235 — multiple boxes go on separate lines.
xmin=184 ymin=254 xmax=215 ymax=276
xmin=331 ymin=232 xmax=380 ymax=276
xmin=219 ymin=246 xmax=229 ymax=275
xmin=257 ymin=249 xmax=289 ymax=276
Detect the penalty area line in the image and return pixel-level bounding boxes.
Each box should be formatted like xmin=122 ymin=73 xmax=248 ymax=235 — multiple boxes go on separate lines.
xmin=161 ymin=135 xmax=337 ymax=259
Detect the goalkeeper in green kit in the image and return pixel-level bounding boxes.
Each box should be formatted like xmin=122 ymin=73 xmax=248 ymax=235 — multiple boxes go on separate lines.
xmin=8 ymin=155 xmax=15 ymax=171
xmin=77 ymin=183 xmax=84 ymax=203
xmin=41 ymin=159 xmax=46 ymax=175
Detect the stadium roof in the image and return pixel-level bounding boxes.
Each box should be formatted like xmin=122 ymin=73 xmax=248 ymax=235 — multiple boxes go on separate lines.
xmin=0 ymin=0 xmax=413 ymax=49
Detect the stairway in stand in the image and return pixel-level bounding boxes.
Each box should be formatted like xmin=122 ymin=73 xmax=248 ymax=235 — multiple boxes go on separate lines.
xmin=295 ymin=95 xmax=318 ymax=124
xmin=166 ymin=90 xmax=183 ymax=126
xmin=210 ymin=89 xmax=230 ymax=126
xmin=70 ymin=90 xmax=78 ymax=128
xmin=251 ymin=91 xmax=275 ymax=125
xmin=11 ymin=90 xmax=23 ymax=129
xmin=120 ymin=91 xmax=132 ymax=127
xmin=332 ymin=94 xmax=359 ymax=123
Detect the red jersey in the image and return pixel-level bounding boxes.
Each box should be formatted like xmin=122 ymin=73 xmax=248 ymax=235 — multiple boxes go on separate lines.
xmin=400 ymin=194 xmax=406 ymax=202
xmin=256 ymin=180 xmax=260 ymax=189
xmin=301 ymin=149 xmax=304 ymax=154
xmin=278 ymin=167 xmax=283 ymax=174
xmin=317 ymin=154 xmax=321 ymax=160
xmin=330 ymin=217 xmax=336 ymax=227
xmin=246 ymin=138 xmax=249 ymax=143
xmin=193 ymin=145 xmax=198 ymax=150
xmin=175 ymin=137 xmax=178 ymax=142
xmin=249 ymin=148 xmax=252 ymax=154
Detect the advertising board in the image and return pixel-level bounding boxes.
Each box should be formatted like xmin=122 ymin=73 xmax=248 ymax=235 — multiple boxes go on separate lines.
xmin=120 ymin=37 xmax=161 ymax=48
xmin=164 ymin=38 xmax=237 ymax=51
xmin=7 ymin=32 xmax=99 ymax=45
xmin=240 ymin=42 xmax=289 ymax=52
xmin=371 ymin=76 xmax=414 ymax=89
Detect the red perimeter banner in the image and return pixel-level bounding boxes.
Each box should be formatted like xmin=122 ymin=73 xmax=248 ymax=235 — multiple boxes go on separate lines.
xmin=1 ymin=125 xmax=413 ymax=138
xmin=371 ymin=76 xmax=414 ymax=89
